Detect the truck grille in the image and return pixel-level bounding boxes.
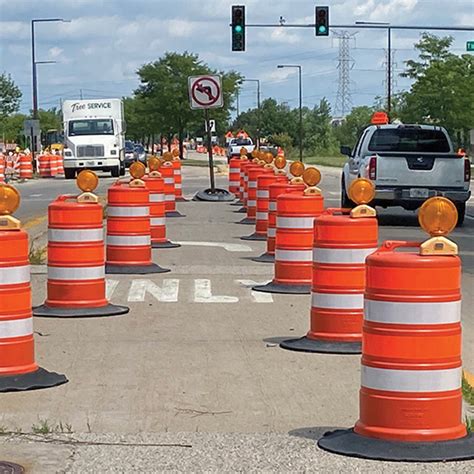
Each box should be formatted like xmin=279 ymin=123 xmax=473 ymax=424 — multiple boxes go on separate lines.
xmin=77 ymin=145 xmax=105 ymax=158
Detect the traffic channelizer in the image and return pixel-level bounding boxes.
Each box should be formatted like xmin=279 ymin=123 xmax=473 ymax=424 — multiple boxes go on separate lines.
xmin=234 ymin=159 xmax=253 ymax=213
xmin=0 ymin=184 xmax=67 ymax=391
xmin=239 ymin=165 xmax=272 ymax=226
xmin=253 ymin=167 xmax=324 ymax=294
xmin=106 ymin=162 xmax=169 ymax=274
xmin=318 ymin=197 xmax=474 ymax=461
xmin=228 ymin=156 xmax=242 ymax=197
xmin=34 ymin=171 xmax=129 ymax=318
xmin=144 ymin=158 xmax=180 ymax=249
xmin=160 ymin=153 xmax=185 ymax=218
xmin=172 ymin=149 xmax=186 ymax=202
xmin=281 ymin=178 xmax=378 ymax=353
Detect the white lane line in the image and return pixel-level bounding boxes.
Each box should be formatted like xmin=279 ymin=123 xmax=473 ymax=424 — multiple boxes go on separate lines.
xmin=235 ymin=280 xmax=274 ymax=303
xmin=128 ymin=279 xmax=179 ymax=302
xmin=106 ymin=279 xmax=120 ymax=300
xmin=176 ymin=241 xmax=252 ymax=252
xmin=29 ymin=194 xmax=43 ymax=198
xmin=194 ymin=279 xmax=239 ymax=303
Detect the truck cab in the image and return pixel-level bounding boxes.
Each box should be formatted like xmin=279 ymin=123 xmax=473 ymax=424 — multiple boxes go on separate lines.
xmin=341 ymin=119 xmax=471 ymax=225
xmin=62 ymin=99 xmax=126 ymax=178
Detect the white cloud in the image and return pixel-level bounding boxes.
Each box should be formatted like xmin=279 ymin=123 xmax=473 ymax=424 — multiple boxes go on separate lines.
xmin=49 ymin=47 xmax=64 ymax=59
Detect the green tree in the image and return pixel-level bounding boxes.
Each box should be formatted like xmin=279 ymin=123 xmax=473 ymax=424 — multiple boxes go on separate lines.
xmin=304 ymin=98 xmax=339 ymax=155
xmin=333 ymin=106 xmax=374 ymax=149
xmin=38 ymin=107 xmax=62 ymax=132
xmin=0 ymin=113 xmax=28 ymax=143
xmin=0 ymin=73 xmax=22 ymax=118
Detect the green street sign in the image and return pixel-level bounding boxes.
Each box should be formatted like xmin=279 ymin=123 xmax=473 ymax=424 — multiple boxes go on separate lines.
xmin=467 ymin=41 xmax=474 ymax=52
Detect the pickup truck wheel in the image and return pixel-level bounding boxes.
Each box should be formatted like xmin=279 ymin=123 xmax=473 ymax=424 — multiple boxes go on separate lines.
xmin=119 ymin=165 xmax=125 ymax=176
xmin=111 ymin=166 xmax=120 ymax=178
xmin=64 ymin=169 xmax=75 ymax=179
xmin=455 ymin=202 xmax=465 ymax=227
xmin=341 ymin=176 xmax=354 ymax=209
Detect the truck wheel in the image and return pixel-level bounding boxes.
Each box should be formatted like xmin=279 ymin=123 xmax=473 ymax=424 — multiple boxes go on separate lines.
xmin=64 ymin=169 xmax=75 ymax=179
xmin=341 ymin=176 xmax=354 ymax=209
xmin=455 ymin=202 xmax=465 ymax=227
xmin=111 ymin=166 xmax=120 ymax=178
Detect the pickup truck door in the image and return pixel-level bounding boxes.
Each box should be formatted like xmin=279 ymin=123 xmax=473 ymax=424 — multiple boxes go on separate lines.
xmin=349 ymin=129 xmax=369 ymax=176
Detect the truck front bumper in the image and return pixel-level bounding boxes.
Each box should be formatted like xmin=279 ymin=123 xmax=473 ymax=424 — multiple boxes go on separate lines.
xmin=63 ymin=158 xmax=120 ymax=170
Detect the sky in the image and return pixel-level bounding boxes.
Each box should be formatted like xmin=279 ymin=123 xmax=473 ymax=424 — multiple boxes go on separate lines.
xmin=1 ymin=0 xmax=473 ymax=118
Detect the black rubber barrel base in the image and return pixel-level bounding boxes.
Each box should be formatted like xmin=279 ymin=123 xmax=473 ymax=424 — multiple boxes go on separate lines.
xmin=280 ymin=336 xmax=362 ymax=354
xmin=230 ymin=201 xmax=243 ymax=206
xmin=252 ymin=281 xmax=311 ymax=294
xmin=238 ymin=217 xmax=255 ymax=225
xmin=194 ymin=188 xmax=235 ymax=202
xmin=152 ymin=240 xmax=181 ymax=249
xmin=166 ymin=211 xmax=186 ymax=218
xmin=241 ymin=233 xmax=266 ymax=241
xmin=0 ymin=367 xmax=68 ymax=392
xmin=318 ymin=428 xmax=474 ymax=462
xmin=234 ymin=207 xmax=246 ymax=213
xmin=252 ymin=252 xmax=275 ymax=263
xmin=176 ymin=197 xmax=187 ymax=202
xmin=106 ymin=263 xmax=170 ymax=274
xmin=33 ymin=303 xmax=129 ymax=319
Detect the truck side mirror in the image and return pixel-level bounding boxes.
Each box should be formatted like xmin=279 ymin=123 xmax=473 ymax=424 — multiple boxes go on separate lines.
xmin=340 ymin=145 xmax=352 ymax=156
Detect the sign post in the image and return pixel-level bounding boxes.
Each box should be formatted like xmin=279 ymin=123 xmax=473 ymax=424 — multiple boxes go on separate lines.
xmin=23 ymin=119 xmax=41 ymax=172
xmin=188 ymin=75 xmax=234 ymax=202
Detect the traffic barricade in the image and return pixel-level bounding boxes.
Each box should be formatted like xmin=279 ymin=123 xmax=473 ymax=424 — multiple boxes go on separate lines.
xmin=253 ymin=168 xmax=324 ymax=294
xmin=318 ymin=197 xmax=474 ymax=461
xmin=106 ymin=162 xmax=170 ymax=274
xmin=34 ymin=171 xmax=129 ymax=318
xmin=144 ymin=158 xmax=180 ymax=249
xmin=0 ymin=183 xmax=67 ymax=391
xmin=172 ymin=149 xmax=186 ymax=202
xmin=160 ymin=153 xmax=184 ymax=217
xmin=281 ymin=179 xmax=378 ymax=353
xmin=0 ymin=154 xmax=5 ymax=183
xmin=234 ymin=158 xmax=253 ymax=213
xmin=228 ymin=156 xmax=242 ymax=197
xmin=38 ymin=154 xmax=51 ymax=178
xmin=19 ymin=154 xmax=33 ymax=180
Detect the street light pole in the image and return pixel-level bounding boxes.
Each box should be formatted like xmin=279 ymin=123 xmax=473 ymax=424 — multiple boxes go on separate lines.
xmin=278 ymin=64 xmax=303 ymax=162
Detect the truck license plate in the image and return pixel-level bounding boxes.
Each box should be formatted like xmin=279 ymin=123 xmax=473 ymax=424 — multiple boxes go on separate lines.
xmin=409 ymin=188 xmax=429 ymax=198
xmin=86 ymin=161 xmax=95 ymax=167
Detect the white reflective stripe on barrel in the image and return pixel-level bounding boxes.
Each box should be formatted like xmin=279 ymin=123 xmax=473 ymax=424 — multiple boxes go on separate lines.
xmin=165 ymin=195 xmax=175 ymax=201
xmin=257 ymin=190 xmax=270 ymax=199
xmin=361 ymin=365 xmax=462 ymax=393
xmin=149 ymin=193 xmax=164 ymax=202
xmin=230 ymin=168 xmax=240 ymax=173
xmin=256 ymin=212 xmax=268 ymax=220
xmin=275 ymin=249 xmax=312 ymax=262
xmin=239 ymin=186 xmax=244 ymax=192
xmin=0 ymin=317 xmax=33 ymax=339
xmin=364 ymin=299 xmax=461 ymax=325
xmin=269 ymin=202 xmax=277 ymax=212
xmin=164 ymin=178 xmax=174 ymax=184
xmin=277 ymin=216 xmax=314 ymax=229
xmin=107 ymin=206 xmax=149 ymax=217
xmin=107 ymin=235 xmax=151 ymax=246
xmin=0 ymin=265 xmax=30 ymax=284
xmin=48 ymin=265 xmax=105 ymax=280
xmin=48 ymin=228 xmax=103 ymax=243
xmin=150 ymin=217 xmax=166 ymax=226
xmin=175 ymin=183 xmax=182 ymax=189
xmin=313 ymin=247 xmax=377 ymax=264
xmin=244 ymin=176 xmax=248 ymax=182
xmin=230 ymin=181 xmax=240 ymax=187
xmin=247 ymin=200 xmax=257 ymax=207
xmin=312 ymin=292 xmax=363 ymax=309
xmin=248 ymin=181 xmax=257 ymax=189
xmin=267 ymin=228 xmax=276 ymax=238
xmin=173 ymin=170 xmax=181 ymax=175
xmin=243 ymin=192 xmax=248 ymax=199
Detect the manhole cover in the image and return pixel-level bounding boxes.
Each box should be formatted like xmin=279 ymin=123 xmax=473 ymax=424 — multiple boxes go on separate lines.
xmin=0 ymin=462 xmax=25 ymax=474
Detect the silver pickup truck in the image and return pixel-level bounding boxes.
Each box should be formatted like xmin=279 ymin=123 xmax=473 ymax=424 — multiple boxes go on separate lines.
xmin=340 ymin=124 xmax=471 ymax=225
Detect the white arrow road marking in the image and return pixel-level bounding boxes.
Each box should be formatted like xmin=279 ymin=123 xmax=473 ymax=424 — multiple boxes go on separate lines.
xmin=176 ymin=241 xmax=252 ymax=252
xmin=106 ymin=279 xmax=120 ymax=300
xmin=235 ymin=280 xmax=274 ymax=303
xmin=128 ymin=279 xmax=179 ymax=302
xmin=194 ymin=279 xmax=239 ymax=303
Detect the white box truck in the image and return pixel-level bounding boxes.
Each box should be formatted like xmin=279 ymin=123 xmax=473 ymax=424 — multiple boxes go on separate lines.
xmin=62 ymin=98 xmax=126 ymax=178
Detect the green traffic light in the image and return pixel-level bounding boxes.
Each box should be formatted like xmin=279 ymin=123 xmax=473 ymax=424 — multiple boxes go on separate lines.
xmin=318 ymin=25 xmax=327 ymax=34
xmin=234 ymin=25 xmax=243 ymax=33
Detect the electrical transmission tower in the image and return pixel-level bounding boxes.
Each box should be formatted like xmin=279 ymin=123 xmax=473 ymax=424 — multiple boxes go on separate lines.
xmin=333 ymin=30 xmax=356 ymax=117
xmin=383 ymin=49 xmax=397 ymax=109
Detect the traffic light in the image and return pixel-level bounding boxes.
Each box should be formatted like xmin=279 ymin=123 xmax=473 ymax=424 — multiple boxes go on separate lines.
xmin=231 ymin=5 xmax=245 ymax=51
xmin=315 ymin=6 xmax=329 ymax=36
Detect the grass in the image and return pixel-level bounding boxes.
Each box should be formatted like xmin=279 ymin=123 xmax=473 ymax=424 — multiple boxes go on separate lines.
xmin=31 ymin=419 xmax=73 ymax=434
xmin=302 ymin=155 xmax=346 ymax=168
xmin=28 ymin=239 xmax=47 ymax=265
xmin=462 ymin=373 xmax=474 ymax=405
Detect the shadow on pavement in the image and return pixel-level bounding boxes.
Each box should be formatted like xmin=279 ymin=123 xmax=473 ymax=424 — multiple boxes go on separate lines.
xmin=289 ymin=426 xmax=343 ymax=441
xmin=262 ymin=336 xmax=296 ymax=345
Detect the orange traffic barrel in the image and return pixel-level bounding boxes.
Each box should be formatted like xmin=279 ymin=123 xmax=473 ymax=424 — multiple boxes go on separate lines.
xmin=233 ymin=160 xmax=253 ymax=212
xmin=253 ymin=190 xmax=324 ymax=294
xmin=318 ymin=240 xmax=474 ymax=461
xmin=33 ymin=193 xmax=129 ymax=318
xmin=19 ymin=154 xmax=33 ymax=180
xmin=281 ymin=208 xmax=378 ymax=353
xmin=172 ymin=159 xmax=186 ymax=202
xmin=105 ymin=180 xmax=169 ymax=274
xmin=56 ymin=155 xmax=65 ymax=175
xmin=228 ymin=157 xmax=242 ymax=197
xmin=252 ymin=180 xmax=304 ymax=263
xmin=0 ymin=184 xmax=67 ymax=391
xmin=38 ymin=154 xmax=51 ymax=178
xmin=143 ymin=172 xmax=180 ymax=249
xmin=0 ymin=154 xmax=5 ymax=183
xmin=239 ymin=166 xmax=272 ymax=225
xmin=49 ymin=153 xmax=58 ymax=177
xmin=159 ymin=162 xmax=184 ymax=218
xmin=242 ymin=172 xmax=287 ymax=241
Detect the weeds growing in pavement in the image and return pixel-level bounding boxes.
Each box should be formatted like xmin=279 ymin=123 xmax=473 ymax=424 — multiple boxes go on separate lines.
xmin=31 ymin=419 xmax=53 ymax=434
xmin=28 ymin=238 xmax=47 ymax=265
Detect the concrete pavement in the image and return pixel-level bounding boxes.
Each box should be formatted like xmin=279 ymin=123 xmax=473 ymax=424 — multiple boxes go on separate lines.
xmin=1 ymin=163 xmax=473 ymax=472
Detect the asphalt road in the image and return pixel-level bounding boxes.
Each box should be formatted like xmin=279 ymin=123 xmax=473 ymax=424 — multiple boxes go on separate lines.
xmin=1 ymin=162 xmax=473 ymax=472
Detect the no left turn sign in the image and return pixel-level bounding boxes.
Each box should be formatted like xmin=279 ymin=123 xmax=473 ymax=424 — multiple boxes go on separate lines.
xmin=188 ymin=75 xmax=223 ymax=109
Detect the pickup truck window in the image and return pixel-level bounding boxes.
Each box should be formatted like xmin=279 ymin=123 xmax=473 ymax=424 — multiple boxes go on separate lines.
xmin=232 ymin=138 xmax=252 ymax=146
xmin=368 ymin=128 xmax=450 ymax=153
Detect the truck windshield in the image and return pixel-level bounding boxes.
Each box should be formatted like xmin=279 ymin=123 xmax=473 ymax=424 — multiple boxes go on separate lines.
xmin=69 ymin=119 xmax=114 ymax=136
xmin=233 ymin=138 xmax=252 ymax=146
xmin=368 ymin=128 xmax=450 ymax=153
